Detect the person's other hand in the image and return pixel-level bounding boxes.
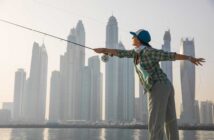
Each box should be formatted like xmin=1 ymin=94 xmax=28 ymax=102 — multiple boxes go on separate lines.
xmin=190 ymin=57 xmax=206 ymax=66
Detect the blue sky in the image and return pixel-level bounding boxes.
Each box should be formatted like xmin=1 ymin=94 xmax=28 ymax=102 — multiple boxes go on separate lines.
xmin=0 ymin=0 xmax=213 ymax=117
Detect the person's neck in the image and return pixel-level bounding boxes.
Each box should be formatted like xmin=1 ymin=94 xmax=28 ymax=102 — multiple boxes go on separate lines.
xmin=134 ymin=45 xmax=145 ymax=53
xmin=135 ymin=44 xmax=142 ymax=49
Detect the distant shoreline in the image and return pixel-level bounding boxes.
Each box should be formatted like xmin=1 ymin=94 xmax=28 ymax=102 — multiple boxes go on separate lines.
xmin=0 ymin=124 xmax=214 ymax=131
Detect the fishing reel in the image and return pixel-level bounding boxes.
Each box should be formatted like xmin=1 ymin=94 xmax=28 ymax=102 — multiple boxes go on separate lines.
xmin=101 ymin=53 xmax=113 ymax=63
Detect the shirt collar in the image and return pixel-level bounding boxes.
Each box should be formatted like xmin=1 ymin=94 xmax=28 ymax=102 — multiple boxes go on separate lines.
xmin=134 ymin=45 xmax=146 ymax=53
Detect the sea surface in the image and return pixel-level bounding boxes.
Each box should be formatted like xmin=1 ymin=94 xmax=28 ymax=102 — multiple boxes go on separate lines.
xmin=0 ymin=128 xmax=214 ymax=140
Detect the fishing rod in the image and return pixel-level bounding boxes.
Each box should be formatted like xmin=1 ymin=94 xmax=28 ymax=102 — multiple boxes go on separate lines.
xmin=0 ymin=18 xmax=111 ymax=62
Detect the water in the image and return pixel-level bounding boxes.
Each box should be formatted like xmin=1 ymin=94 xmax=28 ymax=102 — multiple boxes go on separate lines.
xmin=0 ymin=128 xmax=214 ymax=140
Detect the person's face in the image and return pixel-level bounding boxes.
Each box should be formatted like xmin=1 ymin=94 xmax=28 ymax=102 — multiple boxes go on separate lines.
xmin=132 ymin=36 xmax=141 ymax=47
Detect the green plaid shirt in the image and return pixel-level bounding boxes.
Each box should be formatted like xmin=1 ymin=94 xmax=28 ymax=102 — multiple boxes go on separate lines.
xmin=116 ymin=47 xmax=176 ymax=92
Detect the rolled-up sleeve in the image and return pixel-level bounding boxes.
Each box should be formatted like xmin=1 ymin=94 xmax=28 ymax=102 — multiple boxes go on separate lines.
xmin=145 ymin=48 xmax=177 ymax=61
xmin=116 ymin=49 xmax=135 ymax=58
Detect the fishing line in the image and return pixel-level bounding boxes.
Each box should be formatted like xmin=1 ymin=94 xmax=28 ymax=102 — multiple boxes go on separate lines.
xmin=0 ymin=18 xmax=93 ymax=50
xmin=0 ymin=18 xmax=112 ymax=62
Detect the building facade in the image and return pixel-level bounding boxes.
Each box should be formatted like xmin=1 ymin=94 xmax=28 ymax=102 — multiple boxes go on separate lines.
xmin=105 ymin=16 xmax=135 ymax=122
xmin=13 ymin=69 xmax=26 ymax=121
xmin=180 ymin=38 xmax=195 ymax=124
xmin=22 ymin=42 xmax=48 ymax=123
xmin=200 ymin=101 xmax=213 ymax=124
xmin=49 ymin=71 xmax=61 ymax=122
xmin=161 ymin=30 xmax=173 ymax=82
xmin=105 ymin=16 xmax=119 ymax=121
xmin=59 ymin=20 xmax=85 ymax=121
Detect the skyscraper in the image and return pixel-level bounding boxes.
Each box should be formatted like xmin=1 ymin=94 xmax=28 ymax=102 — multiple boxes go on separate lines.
xmin=13 ymin=69 xmax=26 ymax=121
xmin=88 ymin=56 xmax=103 ymax=121
xmin=194 ymin=100 xmax=200 ymax=124
xmin=126 ymin=50 xmax=135 ymax=121
xmin=161 ymin=30 xmax=173 ymax=82
xmin=49 ymin=71 xmax=61 ymax=122
xmin=106 ymin=16 xmax=118 ymax=49
xmin=180 ymin=38 xmax=195 ymax=124
xmin=22 ymin=42 xmax=48 ymax=123
xmin=59 ymin=20 xmax=85 ymax=121
xmin=105 ymin=16 xmax=119 ymax=121
xmin=117 ymin=42 xmax=135 ymax=122
xmin=80 ymin=56 xmax=103 ymax=122
xmin=200 ymin=101 xmax=213 ymax=124
xmin=105 ymin=16 xmax=135 ymax=122
xmin=81 ymin=66 xmax=91 ymax=121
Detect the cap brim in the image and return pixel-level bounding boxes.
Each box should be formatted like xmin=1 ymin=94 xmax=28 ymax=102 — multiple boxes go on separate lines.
xmin=130 ymin=32 xmax=137 ymax=37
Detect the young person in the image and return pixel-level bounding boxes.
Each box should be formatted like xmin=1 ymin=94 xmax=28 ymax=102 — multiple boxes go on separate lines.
xmin=93 ymin=29 xmax=205 ymax=140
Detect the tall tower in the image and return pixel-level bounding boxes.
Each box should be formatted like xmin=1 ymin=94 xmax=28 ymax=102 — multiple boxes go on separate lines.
xmin=73 ymin=20 xmax=85 ymax=120
xmin=49 ymin=71 xmax=61 ymax=122
xmin=13 ymin=69 xmax=26 ymax=121
xmin=117 ymin=42 xmax=135 ymax=122
xmin=200 ymin=101 xmax=213 ymax=124
xmin=23 ymin=42 xmax=48 ymax=123
xmin=180 ymin=38 xmax=195 ymax=124
xmin=88 ymin=56 xmax=103 ymax=121
xmin=194 ymin=100 xmax=200 ymax=124
xmin=59 ymin=28 xmax=76 ymax=121
xmin=126 ymin=47 xmax=135 ymax=121
xmin=81 ymin=66 xmax=91 ymax=121
xmin=59 ymin=20 xmax=86 ymax=121
xmin=105 ymin=16 xmax=119 ymax=121
xmin=75 ymin=20 xmax=86 ymax=67
xmin=106 ymin=16 xmax=118 ymax=49
xmin=161 ymin=30 xmax=173 ymax=82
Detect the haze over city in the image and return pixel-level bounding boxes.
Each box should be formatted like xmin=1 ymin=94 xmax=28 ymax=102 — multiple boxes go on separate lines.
xmin=0 ymin=0 xmax=213 ymax=122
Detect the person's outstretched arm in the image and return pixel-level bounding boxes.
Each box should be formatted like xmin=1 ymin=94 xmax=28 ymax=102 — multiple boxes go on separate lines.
xmin=145 ymin=48 xmax=205 ymax=66
xmin=175 ymin=54 xmax=205 ymax=66
xmin=93 ymin=48 xmax=118 ymax=56
xmin=93 ymin=48 xmax=135 ymax=58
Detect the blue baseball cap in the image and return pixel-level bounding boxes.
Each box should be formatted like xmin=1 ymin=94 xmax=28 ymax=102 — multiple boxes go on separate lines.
xmin=130 ymin=29 xmax=151 ymax=43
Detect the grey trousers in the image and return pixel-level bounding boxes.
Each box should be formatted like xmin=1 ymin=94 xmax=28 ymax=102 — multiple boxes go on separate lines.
xmin=147 ymin=80 xmax=179 ymax=140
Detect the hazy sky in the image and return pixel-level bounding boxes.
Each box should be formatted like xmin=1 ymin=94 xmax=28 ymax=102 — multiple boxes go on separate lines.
xmin=0 ymin=0 xmax=213 ymax=118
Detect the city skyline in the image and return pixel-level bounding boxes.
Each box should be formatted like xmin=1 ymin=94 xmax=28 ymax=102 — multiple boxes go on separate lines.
xmin=9 ymin=16 xmax=214 ymax=124
xmin=0 ymin=0 xmax=213 ymax=120
xmin=3 ymin=17 xmax=214 ymax=121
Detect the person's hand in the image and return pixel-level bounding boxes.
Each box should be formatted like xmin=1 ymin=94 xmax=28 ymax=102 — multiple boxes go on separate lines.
xmin=189 ymin=57 xmax=206 ymax=66
xmin=93 ymin=48 xmax=105 ymax=54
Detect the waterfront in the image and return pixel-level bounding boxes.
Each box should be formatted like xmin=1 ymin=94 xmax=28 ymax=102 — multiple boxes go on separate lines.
xmin=0 ymin=128 xmax=214 ymax=140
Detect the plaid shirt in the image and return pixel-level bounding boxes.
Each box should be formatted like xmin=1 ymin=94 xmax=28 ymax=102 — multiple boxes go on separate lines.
xmin=116 ymin=47 xmax=176 ymax=92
